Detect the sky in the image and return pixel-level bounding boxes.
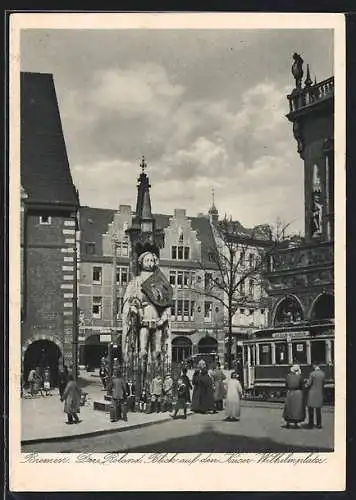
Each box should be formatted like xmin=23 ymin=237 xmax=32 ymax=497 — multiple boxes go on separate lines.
xmin=20 ymin=28 xmax=334 ymax=234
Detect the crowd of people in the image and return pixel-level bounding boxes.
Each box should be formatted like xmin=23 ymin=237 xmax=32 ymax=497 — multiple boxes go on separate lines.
xmin=23 ymin=359 xmax=327 ymax=429
xmin=283 ymin=362 xmax=326 ymax=429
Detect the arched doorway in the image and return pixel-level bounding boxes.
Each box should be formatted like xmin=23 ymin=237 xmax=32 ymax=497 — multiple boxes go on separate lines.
xmin=198 ymin=336 xmax=218 ymax=354
xmin=311 ymin=293 xmax=334 ymax=320
xmin=85 ymin=335 xmax=109 ymax=370
xmin=171 ymin=336 xmax=192 ymax=363
xmin=274 ymin=296 xmax=304 ymax=326
xmin=24 ymin=339 xmax=62 ymax=387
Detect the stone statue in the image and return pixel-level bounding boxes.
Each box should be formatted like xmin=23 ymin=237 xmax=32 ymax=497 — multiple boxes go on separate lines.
xmin=122 ymin=251 xmax=173 ymax=386
xmin=291 ymin=53 xmax=304 ymax=89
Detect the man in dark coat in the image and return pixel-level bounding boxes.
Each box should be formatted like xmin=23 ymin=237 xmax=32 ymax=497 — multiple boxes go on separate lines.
xmin=305 ymin=364 xmax=326 ymax=428
xmin=108 ymin=370 xmax=128 ymax=422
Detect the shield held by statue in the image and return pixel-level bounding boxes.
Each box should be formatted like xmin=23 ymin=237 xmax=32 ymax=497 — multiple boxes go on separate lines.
xmin=141 ymin=269 xmax=173 ymax=308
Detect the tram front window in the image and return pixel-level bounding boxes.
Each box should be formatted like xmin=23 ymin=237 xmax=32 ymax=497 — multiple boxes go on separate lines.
xmin=259 ymin=343 xmax=271 ymax=365
xmin=275 ymin=342 xmax=288 ymax=364
xmin=311 ymin=340 xmax=326 ymax=364
xmin=292 ymin=341 xmax=307 ymax=364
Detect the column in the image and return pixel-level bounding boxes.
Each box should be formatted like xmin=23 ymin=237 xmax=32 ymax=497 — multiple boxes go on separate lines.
xmin=255 ymin=344 xmax=260 ymax=365
xmin=306 ymin=340 xmax=311 ymax=365
xmin=288 ymin=342 xmax=293 ymax=365
xmin=326 ymin=340 xmax=332 ymax=365
xmin=271 ymin=342 xmax=276 ymax=365
xmin=247 ymin=345 xmax=251 ymax=366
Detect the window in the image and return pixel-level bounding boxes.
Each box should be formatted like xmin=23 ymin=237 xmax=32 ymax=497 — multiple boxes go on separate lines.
xmin=239 ymin=280 xmax=245 ymax=295
xmin=292 ymin=342 xmax=307 ymax=364
xmin=259 ymin=343 xmax=272 ymax=365
xmin=275 ymin=342 xmax=288 ymax=364
xmin=190 ymin=272 xmax=196 ymax=286
xmin=183 ymin=300 xmax=190 ymax=320
xmin=190 ymin=301 xmax=195 ymax=320
xmin=240 ymin=308 xmax=245 ymax=315
xmin=177 ymin=271 xmax=183 ymax=288
xmin=205 ymin=272 xmax=213 ymax=290
xmin=169 ymin=271 xmax=176 ymax=286
xmin=118 ymin=240 xmax=129 ymax=257
xmin=116 ymin=297 xmax=123 ymax=318
xmin=171 ymin=245 xmax=190 ymax=260
xmin=249 ymin=253 xmax=255 ymax=268
xmin=39 ymin=215 xmax=51 ymax=225
xmin=248 ymin=279 xmax=254 ymax=296
xmin=86 ymin=242 xmax=95 ymax=255
xmin=178 ymin=232 xmax=184 ymax=244
xmin=116 ymin=266 xmax=129 ymax=285
xmin=92 ymin=296 xmax=102 ymax=319
xmin=261 ymin=309 xmax=265 ymax=315
xmin=183 ymin=272 xmax=190 ymax=288
xmin=92 ymin=266 xmax=102 ymax=284
xmin=311 ymin=340 xmax=326 ymax=364
xmin=177 ymin=300 xmax=183 ymax=320
xmin=204 ymin=302 xmax=212 ymax=322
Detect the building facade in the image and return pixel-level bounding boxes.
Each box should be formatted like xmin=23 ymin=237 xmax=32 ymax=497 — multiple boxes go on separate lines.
xmin=262 ymin=61 xmax=334 ymax=369
xmin=21 ymin=72 xmax=79 ymax=385
xmin=78 ymin=167 xmax=225 ymax=369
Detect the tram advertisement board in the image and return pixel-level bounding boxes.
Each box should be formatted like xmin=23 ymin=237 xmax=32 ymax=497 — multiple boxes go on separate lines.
xmin=272 ymin=330 xmax=310 ymax=339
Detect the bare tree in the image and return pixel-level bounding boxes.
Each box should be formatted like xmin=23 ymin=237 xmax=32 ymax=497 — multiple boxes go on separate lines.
xmin=195 ymin=216 xmax=293 ymax=369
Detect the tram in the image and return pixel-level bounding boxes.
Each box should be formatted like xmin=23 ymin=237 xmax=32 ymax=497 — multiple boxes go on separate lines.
xmin=241 ymin=320 xmax=335 ymax=403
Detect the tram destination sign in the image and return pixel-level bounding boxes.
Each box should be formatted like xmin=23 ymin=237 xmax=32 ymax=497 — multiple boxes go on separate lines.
xmin=272 ymin=330 xmax=310 ymax=339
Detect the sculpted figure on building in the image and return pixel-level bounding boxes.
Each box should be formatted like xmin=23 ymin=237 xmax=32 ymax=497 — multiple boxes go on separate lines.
xmin=122 ymin=251 xmax=173 ymax=380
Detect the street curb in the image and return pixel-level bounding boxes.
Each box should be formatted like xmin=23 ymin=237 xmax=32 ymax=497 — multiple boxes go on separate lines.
xmin=21 ymin=413 xmax=191 ymax=446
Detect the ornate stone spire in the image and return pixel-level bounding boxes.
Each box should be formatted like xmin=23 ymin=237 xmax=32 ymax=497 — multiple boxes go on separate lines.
xmin=208 ymin=187 xmax=219 ymax=224
xmin=304 ymin=64 xmax=312 ymax=87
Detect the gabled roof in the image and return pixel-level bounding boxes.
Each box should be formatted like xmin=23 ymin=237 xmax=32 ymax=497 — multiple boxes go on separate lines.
xmin=21 ymin=72 xmax=78 ymax=208
xmin=79 ymin=206 xmax=217 ymax=265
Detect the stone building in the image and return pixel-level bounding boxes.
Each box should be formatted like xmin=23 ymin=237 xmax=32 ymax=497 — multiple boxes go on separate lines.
xmin=262 ymin=60 xmax=334 ymax=369
xmin=21 ymin=72 xmax=79 ymax=385
xmin=78 ymin=165 xmax=225 ymax=368
xmin=207 ymin=200 xmax=271 ymax=365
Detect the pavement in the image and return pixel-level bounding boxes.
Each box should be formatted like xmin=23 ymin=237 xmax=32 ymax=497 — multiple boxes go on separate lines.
xmin=22 ymin=405 xmax=334 ymax=454
xmin=21 ymin=367 xmax=334 ymax=448
xmin=21 ymin=369 xmax=179 ymax=444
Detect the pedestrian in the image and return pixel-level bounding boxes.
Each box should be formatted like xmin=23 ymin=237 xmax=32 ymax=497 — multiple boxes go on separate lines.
xmin=181 ymin=367 xmax=192 ymax=403
xmin=108 ymin=370 xmax=128 ymax=422
xmin=150 ymin=373 xmax=163 ymax=413
xmin=58 ymin=366 xmax=68 ymax=399
xmin=139 ymin=388 xmax=148 ymax=412
xmin=282 ymin=364 xmax=305 ymax=428
xmin=224 ymin=372 xmax=243 ymax=421
xmin=43 ymin=366 xmax=52 ymax=396
xmin=27 ymin=367 xmax=36 ymax=396
xmin=61 ymin=374 xmax=82 ymax=424
xmin=99 ymin=362 xmax=107 ymax=390
xmin=162 ymin=373 xmax=174 ymax=412
xmin=211 ymin=362 xmax=226 ymax=411
xmin=305 ymin=363 xmax=326 ymax=429
xmin=171 ymin=378 xmax=188 ymax=419
xmin=126 ymin=379 xmax=136 ymax=412
xmin=33 ymin=367 xmax=44 ymax=397
xmin=191 ymin=361 xmax=215 ymax=414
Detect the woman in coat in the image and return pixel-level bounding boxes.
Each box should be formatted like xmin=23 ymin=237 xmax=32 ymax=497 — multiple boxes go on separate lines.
xmin=283 ymin=364 xmax=305 ymax=428
xmin=61 ymin=374 xmax=82 ymax=424
xmin=191 ymin=363 xmax=215 ymax=413
xmin=224 ymin=372 xmax=243 ymax=421
xmin=211 ymin=362 xmax=226 ymax=411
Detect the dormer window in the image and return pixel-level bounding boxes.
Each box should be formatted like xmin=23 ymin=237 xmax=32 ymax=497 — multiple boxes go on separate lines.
xmin=86 ymin=242 xmax=95 ymax=255
xmin=40 ymin=216 xmax=51 ymax=225
xmin=171 ymin=245 xmax=190 ymax=260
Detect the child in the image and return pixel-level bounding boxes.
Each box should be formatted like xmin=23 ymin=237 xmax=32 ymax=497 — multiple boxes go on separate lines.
xmin=139 ymin=389 xmax=148 ymax=412
xmin=171 ymin=378 xmax=187 ymax=419
xmin=43 ymin=367 xmax=51 ymax=396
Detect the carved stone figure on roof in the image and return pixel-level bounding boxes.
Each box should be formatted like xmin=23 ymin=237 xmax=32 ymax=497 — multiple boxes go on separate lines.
xmin=291 ymin=53 xmax=304 ymax=89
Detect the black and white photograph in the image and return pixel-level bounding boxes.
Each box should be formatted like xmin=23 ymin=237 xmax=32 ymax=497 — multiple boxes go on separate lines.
xmin=9 ymin=12 xmax=346 ymax=491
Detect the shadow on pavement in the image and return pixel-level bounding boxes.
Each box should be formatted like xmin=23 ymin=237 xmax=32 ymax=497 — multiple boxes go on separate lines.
xmin=121 ymin=428 xmax=334 ymax=453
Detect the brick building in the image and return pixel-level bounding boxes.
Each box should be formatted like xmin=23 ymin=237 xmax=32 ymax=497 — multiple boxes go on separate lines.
xmin=78 ymin=165 xmax=225 ymax=368
xmin=21 ymin=72 xmax=79 ymax=385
